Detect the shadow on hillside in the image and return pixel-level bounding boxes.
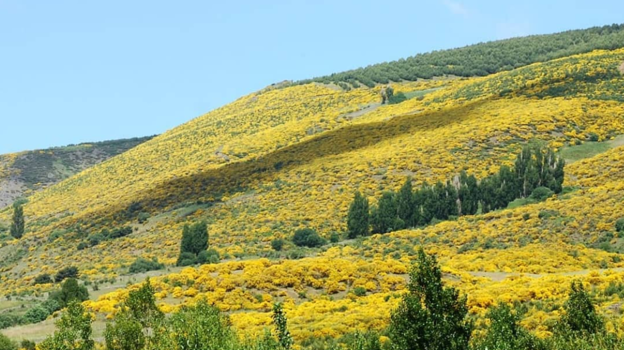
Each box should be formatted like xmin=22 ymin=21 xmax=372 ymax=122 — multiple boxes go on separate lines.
xmin=82 ymin=98 xmax=494 ymax=227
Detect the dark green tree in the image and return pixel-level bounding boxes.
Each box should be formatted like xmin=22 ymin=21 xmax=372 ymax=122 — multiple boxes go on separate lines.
xmin=397 ymin=179 xmax=416 ymax=227
xmin=272 ymin=302 xmax=293 ymax=350
xmin=177 ymin=221 xmax=209 ymax=266
xmin=560 ymin=281 xmax=603 ymax=335
xmin=51 ymin=278 xmax=89 ymax=308
xmin=55 ymin=266 xmax=79 ymax=283
xmin=388 ymin=248 xmax=472 ymax=350
xmin=9 ymin=202 xmax=24 ymax=239
xmin=347 ymin=191 xmax=370 ymax=238
xmin=371 ymin=192 xmax=399 ymax=234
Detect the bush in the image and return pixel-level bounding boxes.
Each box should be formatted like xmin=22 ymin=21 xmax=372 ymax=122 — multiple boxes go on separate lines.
xmin=77 ymin=241 xmax=88 ymax=251
xmin=55 ymin=266 xmax=79 ymax=283
xmin=530 ymin=186 xmax=555 ymax=201
xmin=0 ymin=314 xmax=22 ymax=330
xmin=34 ymin=273 xmax=53 ymax=285
xmin=353 ymin=287 xmax=367 ymax=297
xmin=137 ymin=212 xmax=150 ymax=224
xmin=616 ymin=218 xmax=624 ymax=233
xmin=176 ymin=252 xmax=197 ymax=266
xmin=271 ymin=238 xmax=285 ymax=251
xmin=330 ymin=232 xmax=340 ymax=243
xmin=197 ymin=249 xmax=220 ymax=264
xmin=23 ymin=306 xmax=49 ymax=324
xmin=128 ymin=258 xmax=164 ymax=274
xmin=0 ymin=334 xmax=17 ymax=350
xmin=292 ymin=228 xmax=325 ymax=248
xmin=20 ymin=340 xmax=36 ymax=350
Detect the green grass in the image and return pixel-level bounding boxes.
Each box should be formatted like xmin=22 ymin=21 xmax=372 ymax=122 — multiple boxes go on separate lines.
xmin=559 ymin=135 xmax=624 ymax=163
xmin=403 ymin=87 xmax=443 ymax=99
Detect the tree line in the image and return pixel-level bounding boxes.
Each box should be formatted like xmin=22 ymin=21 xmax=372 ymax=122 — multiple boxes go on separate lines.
xmin=348 ymin=144 xmax=564 ymax=238
xmin=297 ymin=24 xmax=624 ymax=88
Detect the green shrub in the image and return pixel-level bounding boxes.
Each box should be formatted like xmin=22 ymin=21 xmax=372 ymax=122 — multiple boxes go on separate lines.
xmin=530 ymin=186 xmax=555 ymax=201
xmin=330 ymin=232 xmax=341 ymax=243
xmin=176 ymin=252 xmax=197 ymax=267
xmin=20 ymin=340 xmax=36 ymax=350
xmin=0 ymin=334 xmax=17 ymax=350
xmin=23 ymin=306 xmax=49 ymax=323
xmin=55 ymin=266 xmax=79 ymax=283
xmin=128 ymin=258 xmax=164 ymax=274
xmin=353 ymin=287 xmax=367 ymax=297
xmin=271 ymin=238 xmax=285 ymax=251
xmin=34 ymin=273 xmax=53 ymax=285
xmin=137 ymin=212 xmax=150 ymax=224
xmin=616 ymin=218 xmax=624 ymax=233
xmin=197 ymin=249 xmax=220 ymax=264
xmin=292 ymin=228 xmax=325 ymax=248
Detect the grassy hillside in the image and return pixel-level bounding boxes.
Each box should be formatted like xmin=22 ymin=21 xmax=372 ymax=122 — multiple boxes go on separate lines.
xmin=0 ymin=137 xmax=153 ymax=209
xmin=1 ymin=44 xmax=624 ymax=346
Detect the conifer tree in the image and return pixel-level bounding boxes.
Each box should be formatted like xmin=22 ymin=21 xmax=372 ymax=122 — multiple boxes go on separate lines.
xmin=371 ymin=192 xmax=399 ymax=234
xmin=347 ymin=191 xmax=370 ymax=239
xmin=397 ymin=178 xmax=416 ymax=227
xmin=10 ymin=202 xmax=24 ymax=239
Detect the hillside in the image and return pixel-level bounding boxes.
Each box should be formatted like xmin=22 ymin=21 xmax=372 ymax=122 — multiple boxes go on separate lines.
xmin=0 ymin=137 xmax=153 ymax=209
xmin=1 ymin=28 xmax=624 ymax=348
xmin=298 ymin=23 xmax=624 ymax=88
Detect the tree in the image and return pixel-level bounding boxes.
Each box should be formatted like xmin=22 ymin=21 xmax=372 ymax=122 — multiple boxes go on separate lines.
xmin=347 ymin=191 xmax=370 ymax=238
xmin=474 ymin=303 xmax=541 ymax=350
xmin=560 ymin=281 xmax=603 ymax=335
xmin=105 ymin=279 xmax=163 ymax=350
xmin=9 ymin=202 xmax=24 ymax=239
xmin=371 ymin=192 xmax=399 ymax=234
xmin=272 ymin=303 xmax=293 ymax=350
xmin=50 ymin=278 xmax=89 ymax=308
xmin=388 ymin=248 xmax=473 ymax=350
xmin=39 ymin=301 xmax=94 ymax=350
xmin=168 ymin=299 xmax=237 ymax=350
xmin=55 ymin=266 xmax=79 ymax=283
xmin=177 ymin=221 xmax=209 ymax=266
xmin=397 ymin=179 xmax=416 ymax=228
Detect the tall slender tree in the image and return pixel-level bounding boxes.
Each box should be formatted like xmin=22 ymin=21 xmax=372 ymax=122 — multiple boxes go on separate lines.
xmin=10 ymin=202 xmax=25 ymax=239
xmin=397 ymin=178 xmax=416 ymax=227
xmin=347 ymin=191 xmax=370 ymax=238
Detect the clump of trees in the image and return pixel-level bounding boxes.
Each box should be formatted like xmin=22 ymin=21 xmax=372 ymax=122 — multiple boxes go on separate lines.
xmin=77 ymin=226 xmax=134 ymax=250
xmin=298 ymin=24 xmax=624 ymax=87
xmin=347 ymin=144 xmax=564 ymax=238
xmin=176 ymin=221 xmax=219 ymax=266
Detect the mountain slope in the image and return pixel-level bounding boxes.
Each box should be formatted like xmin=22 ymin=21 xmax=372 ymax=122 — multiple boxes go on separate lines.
xmin=298 ymin=23 xmax=624 ymax=87
xmin=0 ymin=137 xmax=153 ymax=209
xmin=2 ymin=36 xmax=624 ymax=344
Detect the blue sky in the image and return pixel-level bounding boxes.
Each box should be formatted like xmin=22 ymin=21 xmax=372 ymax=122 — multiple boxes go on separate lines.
xmin=0 ymin=0 xmax=622 ymax=153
